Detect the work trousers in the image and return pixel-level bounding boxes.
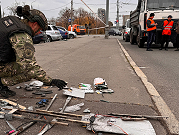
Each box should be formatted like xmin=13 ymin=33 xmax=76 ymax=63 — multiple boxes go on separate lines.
xmin=147 ymin=31 xmax=155 ymax=49
xmin=160 ymin=35 xmax=170 ymax=49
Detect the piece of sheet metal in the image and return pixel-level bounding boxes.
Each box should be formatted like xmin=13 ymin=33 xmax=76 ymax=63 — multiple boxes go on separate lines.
xmin=81 ymin=114 xmax=156 ymax=135
xmin=63 ymin=88 xmax=85 ymax=98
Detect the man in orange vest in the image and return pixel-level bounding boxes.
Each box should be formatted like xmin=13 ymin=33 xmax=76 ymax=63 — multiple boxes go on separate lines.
xmin=159 ymin=15 xmax=174 ymax=51
xmin=146 ymin=13 xmax=158 ymax=51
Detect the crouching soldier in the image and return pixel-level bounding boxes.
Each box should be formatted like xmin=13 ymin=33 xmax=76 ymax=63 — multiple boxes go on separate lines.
xmin=0 ymin=5 xmax=67 ymax=98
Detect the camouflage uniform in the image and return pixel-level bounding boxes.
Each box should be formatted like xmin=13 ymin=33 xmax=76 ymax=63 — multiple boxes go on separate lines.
xmin=0 ymin=32 xmax=52 ymax=86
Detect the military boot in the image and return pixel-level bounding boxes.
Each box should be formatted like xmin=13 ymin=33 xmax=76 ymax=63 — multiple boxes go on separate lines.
xmin=0 ymin=79 xmax=16 ymax=98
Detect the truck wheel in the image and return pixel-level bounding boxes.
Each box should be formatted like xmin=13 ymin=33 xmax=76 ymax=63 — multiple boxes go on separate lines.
xmin=173 ymin=43 xmax=177 ymax=48
xmin=130 ymin=33 xmax=136 ymax=44
xmin=137 ymin=35 xmax=144 ymax=48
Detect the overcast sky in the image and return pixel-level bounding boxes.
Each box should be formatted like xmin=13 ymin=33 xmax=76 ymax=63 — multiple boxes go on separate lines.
xmin=1 ymin=0 xmax=137 ymax=25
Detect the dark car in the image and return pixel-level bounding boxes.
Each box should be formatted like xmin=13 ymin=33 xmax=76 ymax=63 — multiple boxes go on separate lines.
xmin=108 ymin=29 xmax=122 ymax=36
xmin=33 ymin=31 xmax=48 ymax=44
xmin=57 ymin=29 xmax=69 ymax=40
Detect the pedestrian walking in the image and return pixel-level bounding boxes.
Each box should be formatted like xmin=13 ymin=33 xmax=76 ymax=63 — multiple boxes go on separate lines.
xmin=0 ymin=5 xmax=67 ymax=98
xmin=146 ymin=13 xmax=158 ymax=51
xmin=159 ymin=15 xmax=174 ymax=51
xmin=174 ymin=20 xmax=179 ymax=51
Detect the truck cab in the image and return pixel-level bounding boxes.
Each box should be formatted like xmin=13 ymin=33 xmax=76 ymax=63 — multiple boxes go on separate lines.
xmin=68 ymin=24 xmax=86 ymax=35
xmin=130 ymin=0 xmax=179 ymax=47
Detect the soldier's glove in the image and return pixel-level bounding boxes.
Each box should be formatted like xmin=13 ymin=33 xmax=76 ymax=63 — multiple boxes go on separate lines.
xmin=51 ymin=79 xmax=67 ymax=90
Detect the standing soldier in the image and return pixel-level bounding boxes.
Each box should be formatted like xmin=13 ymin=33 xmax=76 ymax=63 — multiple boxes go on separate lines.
xmin=159 ymin=15 xmax=174 ymax=51
xmin=146 ymin=13 xmax=158 ymax=51
xmin=174 ymin=20 xmax=179 ymax=51
xmin=0 ymin=5 xmax=67 ymax=98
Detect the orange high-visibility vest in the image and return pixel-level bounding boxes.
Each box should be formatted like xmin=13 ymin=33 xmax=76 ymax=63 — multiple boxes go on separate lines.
xmin=162 ymin=20 xmax=174 ymax=35
xmin=146 ymin=18 xmax=157 ymax=31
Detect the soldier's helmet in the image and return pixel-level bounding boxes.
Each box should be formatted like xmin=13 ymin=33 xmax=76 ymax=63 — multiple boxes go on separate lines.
xmin=16 ymin=5 xmax=48 ymax=31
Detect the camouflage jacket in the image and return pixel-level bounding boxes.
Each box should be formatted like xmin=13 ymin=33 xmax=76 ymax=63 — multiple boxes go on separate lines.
xmin=9 ymin=32 xmax=52 ymax=85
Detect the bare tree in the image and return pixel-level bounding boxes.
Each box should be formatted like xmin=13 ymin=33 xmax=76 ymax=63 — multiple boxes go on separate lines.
xmin=56 ymin=7 xmax=71 ymax=29
xmin=56 ymin=7 xmax=106 ymax=34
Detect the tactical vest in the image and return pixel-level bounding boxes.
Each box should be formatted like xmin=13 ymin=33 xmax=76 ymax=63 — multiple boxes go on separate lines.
xmin=162 ymin=20 xmax=174 ymax=35
xmin=0 ymin=16 xmax=32 ymax=63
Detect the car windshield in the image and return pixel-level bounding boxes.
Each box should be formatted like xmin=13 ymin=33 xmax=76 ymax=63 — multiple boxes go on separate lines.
xmin=79 ymin=26 xmax=85 ymax=29
xmin=147 ymin=0 xmax=179 ymax=10
xmin=52 ymin=26 xmax=58 ymax=30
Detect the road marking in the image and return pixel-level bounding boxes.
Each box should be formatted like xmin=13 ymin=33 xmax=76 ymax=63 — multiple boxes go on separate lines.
xmin=117 ymin=39 xmax=179 ymax=134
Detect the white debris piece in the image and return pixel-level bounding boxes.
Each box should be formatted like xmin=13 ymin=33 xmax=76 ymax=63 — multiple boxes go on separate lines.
xmin=78 ymin=83 xmax=94 ymax=93
xmin=29 ymin=81 xmax=43 ymax=87
xmin=59 ymin=102 xmax=84 ymax=112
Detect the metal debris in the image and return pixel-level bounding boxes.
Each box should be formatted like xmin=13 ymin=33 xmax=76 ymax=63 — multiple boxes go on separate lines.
xmin=83 ymin=108 xmax=91 ymax=113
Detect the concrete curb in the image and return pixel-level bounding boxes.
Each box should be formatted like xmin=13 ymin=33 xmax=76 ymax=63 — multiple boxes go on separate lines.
xmin=117 ymin=39 xmax=179 ymax=135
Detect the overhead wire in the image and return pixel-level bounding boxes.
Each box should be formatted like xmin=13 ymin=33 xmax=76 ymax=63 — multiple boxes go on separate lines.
xmin=80 ymin=0 xmax=106 ymax=25
xmin=42 ymin=2 xmax=71 ymax=11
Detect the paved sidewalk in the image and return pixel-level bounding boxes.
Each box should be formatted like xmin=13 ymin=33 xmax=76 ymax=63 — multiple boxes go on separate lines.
xmin=0 ymin=35 xmax=167 ymax=135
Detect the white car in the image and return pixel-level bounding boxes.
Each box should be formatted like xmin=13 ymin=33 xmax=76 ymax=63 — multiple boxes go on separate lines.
xmin=56 ymin=26 xmax=77 ymax=39
xmin=123 ymin=19 xmax=131 ymax=42
xmin=46 ymin=25 xmax=62 ymax=42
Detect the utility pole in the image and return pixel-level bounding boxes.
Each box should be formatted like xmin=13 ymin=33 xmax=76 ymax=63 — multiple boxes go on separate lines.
xmin=116 ymin=0 xmax=119 ymax=29
xmin=105 ymin=0 xmax=109 ymax=39
xmin=71 ymin=0 xmax=73 ymax=32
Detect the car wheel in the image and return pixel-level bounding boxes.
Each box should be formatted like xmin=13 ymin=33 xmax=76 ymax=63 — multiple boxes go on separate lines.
xmin=113 ymin=33 xmax=116 ymax=36
xmin=45 ymin=36 xmax=52 ymax=42
xmin=69 ymin=35 xmax=74 ymax=39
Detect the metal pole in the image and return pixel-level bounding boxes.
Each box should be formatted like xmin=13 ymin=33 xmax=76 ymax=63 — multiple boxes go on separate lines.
xmin=116 ymin=0 xmax=119 ymax=29
xmin=71 ymin=0 xmax=73 ymax=32
xmin=0 ymin=1 xmax=2 ymax=18
xmin=105 ymin=0 xmax=109 ymax=39
xmin=88 ymin=26 xmax=89 ymax=36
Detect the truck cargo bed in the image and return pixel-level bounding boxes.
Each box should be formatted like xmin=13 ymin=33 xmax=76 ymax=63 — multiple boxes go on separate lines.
xmin=130 ymin=9 xmax=140 ymax=26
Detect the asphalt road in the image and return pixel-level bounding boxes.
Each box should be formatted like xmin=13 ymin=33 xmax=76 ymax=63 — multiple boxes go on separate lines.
xmin=119 ymin=37 xmax=179 ymax=122
xmin=0 ymin=35 xmax=167 ymax=135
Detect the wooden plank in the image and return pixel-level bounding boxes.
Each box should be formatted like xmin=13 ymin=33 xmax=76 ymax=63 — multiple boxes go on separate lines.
xmin=36 ymin=109 xmax=83 ymax=117
xmin=0 ymin=99 xmax=26 ymax=110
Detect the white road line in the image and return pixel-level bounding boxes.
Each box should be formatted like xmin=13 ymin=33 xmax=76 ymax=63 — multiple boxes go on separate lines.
xmin=117 ymin=39 xmax=179 ymax=134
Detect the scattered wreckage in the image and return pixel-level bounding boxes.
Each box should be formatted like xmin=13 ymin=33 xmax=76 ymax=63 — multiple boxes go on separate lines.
xmin=0 ymin=78 xmax=166 ymax=134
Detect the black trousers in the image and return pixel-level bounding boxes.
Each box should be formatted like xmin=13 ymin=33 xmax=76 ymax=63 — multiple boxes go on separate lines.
xmin=161 ymin=35 xmax=170 ymax=49
xmin=147 ymin=31 xmax=155 ymax=49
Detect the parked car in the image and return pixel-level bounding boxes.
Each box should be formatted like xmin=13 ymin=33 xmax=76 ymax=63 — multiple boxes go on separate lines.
xmin=122 ymin=19 xmax=130 ymax=42
xmin=108 ymin=28 xmax=122 ymax=36
xmin=45 ymin=25 xmax=62 ymax=42
xmin=57 ymin=29 xmax=69 ymax=40
xmin=56 ymin=26 xmax=77 ymax=39
xmin=33 ymin=31 xmax=48 ymax=44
